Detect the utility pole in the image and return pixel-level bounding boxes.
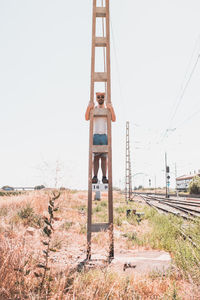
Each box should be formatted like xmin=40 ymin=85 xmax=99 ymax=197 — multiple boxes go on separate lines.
xmin=165 ymin=153 xmax=167 ymax=198
xmin=175 ymin=163 xmax=178 ymax=196
xmin=125 ymin=121 xmax=132 ymax=203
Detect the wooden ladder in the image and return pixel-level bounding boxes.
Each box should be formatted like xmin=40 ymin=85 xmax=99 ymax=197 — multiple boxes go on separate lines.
xmin=87 ymin=0 xmax=114 ymax=260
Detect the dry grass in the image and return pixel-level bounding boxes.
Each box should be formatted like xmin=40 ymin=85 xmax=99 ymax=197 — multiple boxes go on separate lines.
xmin=0 ymin=190 xmax=199 ymax=299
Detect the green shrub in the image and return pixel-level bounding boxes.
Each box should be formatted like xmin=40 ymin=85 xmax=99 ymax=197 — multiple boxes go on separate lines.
xmin=18 ymin=206 xmax=34 ymax=219
xmin=62 ymin=221 xmax=73 ymax=231
xmin=122 ymin=232 xmax=137 ymax=241
xmin=114 ymin=216 xmax=122 ymax=226
xmin=100 ymin=201 xmax=107 ymax=207
xmin=189 ymin=176 xmax=200 ymax=194
xmin=93 ymin=204 xmax=102 ymax=213
xmin=78 ymin=205 xmax=86 ymax=213
xmin=115 ymin=206 xmax=127 ymax=214
xmin=0 ymin=191 xmax=23 ymax=196
xmin=79 ymin=224 xmax=86 ymax=234
xmin=17 ymin=205 xmax=43 ymax=227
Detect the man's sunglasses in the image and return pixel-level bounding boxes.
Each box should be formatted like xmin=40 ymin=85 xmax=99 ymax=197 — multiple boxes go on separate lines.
xmin=97 ymin=95 xmax=105 ymax=100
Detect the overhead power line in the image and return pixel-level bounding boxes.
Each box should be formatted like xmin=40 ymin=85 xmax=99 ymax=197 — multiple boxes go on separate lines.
xmin=159 ymin=52 xmax=200 ymax=143
xmin=177 ymin=107 xmax=200 ymax=129
xmin=168 ymin=35 xmax=200 ymax=125
xmin=157 ymin=36 xmax=200 ymax=143
xmin=169 ymin=53 xmax=200 ymax=126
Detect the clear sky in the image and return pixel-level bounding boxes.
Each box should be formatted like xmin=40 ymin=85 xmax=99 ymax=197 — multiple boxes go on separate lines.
xmin=0 ymin=0 xmax=200 ymax=189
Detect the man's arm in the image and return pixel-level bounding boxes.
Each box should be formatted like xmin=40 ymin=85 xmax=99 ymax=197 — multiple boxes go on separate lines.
xmin=85 ymin=102 xmax=94 ymax=121
xmin=107 ymin=103 xmax=116 ymax=122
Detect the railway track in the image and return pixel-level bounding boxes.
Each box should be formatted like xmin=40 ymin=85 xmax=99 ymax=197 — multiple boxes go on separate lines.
xmin=137 ymin=194 xmax=200 ymax=249
xmin=139 ymin=194 xmax=200 ymax=220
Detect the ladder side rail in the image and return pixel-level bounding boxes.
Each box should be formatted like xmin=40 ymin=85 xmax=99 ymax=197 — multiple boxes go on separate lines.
xmin=90 ymin=0 xmax=97 ymax=103
xmin=105 ymin=0 xmax=111 ymax=103
xmin=125 ymin=123 xmax=128 ymax=202
xmin=128 ymin=130 xmax=130 ymax=199
xmin=105 ymin=0 xmax=113 ymax=258
xmin=87 ymin=111 xmax=94 ymax=260
xmin=87 ymin=0 xmax=96 ymax=260
xmin=107 ymin=110 xmax=114 ymax=258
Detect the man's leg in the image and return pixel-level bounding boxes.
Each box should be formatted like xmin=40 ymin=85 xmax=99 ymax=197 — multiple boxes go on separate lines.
xmin=93 ymin=155 xmax=101 ymax=183
xmin=101 ymin=155 xmax=108 ymax=183
xmin=92 ymin=134 xmax=100 ymax=183
xmin=101 ymin=156 xmax=107 ymax=177
xmin=94 ymin=155 xmax=100 ymax=177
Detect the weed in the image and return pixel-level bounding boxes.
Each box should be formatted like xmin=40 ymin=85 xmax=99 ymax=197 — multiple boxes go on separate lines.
xmin=127 ymin=214 xmax=138 ymax=225
xmin=78 ymin=205 xmax=86 ymax=213
xmin=114 ymin=216 xmax=123 ymax=226
xmin=18 ymin=205 xmax=34 ymax=219
xmin=115 ymin=206 xmax=127 ymax=214
xmin=79 ymin=224 xmax=87 ymax=234
xmin=0 ymin=206 xmax=9 ymax=216
xmin=96 ymin=213 xmax=108 ymax=222
xmin=17 ymin=204 xmax=43 ymax=228
xmin=34 ymin=192 xmax=60 ymax=297
xmin=51 ymin=236 xmax=63 ymax=250
xmin=9 ymin=214 xmax=21 ymax=226
xmin=93 ymin=204 xmax=102 ymax=213
xmin=100 ymin=201 xmax=107 ymax=207
xmin=62 ymin=221 xmax=73 ymax=231
xmin=128 ymin=204 xmax=200 ymax=281
xmin=122 ymin=232 xmax=137 ymax=241
xmin=171 ymin=282 xmax=181 ymax=300
xmin=0 ymin=191 xmax=23 ymax=197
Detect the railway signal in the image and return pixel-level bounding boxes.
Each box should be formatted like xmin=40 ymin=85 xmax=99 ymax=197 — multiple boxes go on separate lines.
xmin=149 ymin=179 xmax=151 ymax=187
xmin=166 ymin=172 xmax=170 ymax=189
xmin=165 ymin=153 xmax=170 ymax=198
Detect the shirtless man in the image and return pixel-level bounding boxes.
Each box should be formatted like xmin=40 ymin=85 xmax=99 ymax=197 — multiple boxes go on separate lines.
xmin=85 ymin=92 xmax=116 ymax=184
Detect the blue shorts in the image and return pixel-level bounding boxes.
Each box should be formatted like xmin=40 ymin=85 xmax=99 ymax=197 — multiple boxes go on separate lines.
xmin=93 ymin=134 xmax=108 ymax=158
xmin=93 ymin=134 xmax=108 ymax=145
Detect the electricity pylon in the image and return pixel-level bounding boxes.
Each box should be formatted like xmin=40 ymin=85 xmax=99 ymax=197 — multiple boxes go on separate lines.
xmin=125 ymin=121 xmax=133 ymax=203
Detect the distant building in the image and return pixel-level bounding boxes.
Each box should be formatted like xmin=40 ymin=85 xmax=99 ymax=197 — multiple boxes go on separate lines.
xmin=176 ymin=174 xmax=200 ymax=191
xmin=2 ymin=186 xmax=14 ymax=191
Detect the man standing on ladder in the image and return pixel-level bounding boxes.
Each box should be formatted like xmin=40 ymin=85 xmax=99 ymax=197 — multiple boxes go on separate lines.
xmin=85 ymin=92 xmax=116 ymax=184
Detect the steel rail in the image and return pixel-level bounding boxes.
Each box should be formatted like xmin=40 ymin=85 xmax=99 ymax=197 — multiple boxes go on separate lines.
xmin=140 ymin=195 xmax=196 ymax=220
xmin=139 ymin=195 xmax=200 ymax=249
xmin=140 ymin=195 xmax=190 ymax=219
xmin=140 ymin=194 xmax=200 ymax=213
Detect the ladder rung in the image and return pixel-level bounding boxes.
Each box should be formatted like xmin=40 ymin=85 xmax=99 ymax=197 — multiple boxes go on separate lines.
xmin=94 ymin=72 xmax=107 ymax=82
xmin=95 ymin=37 xmax=107 ymax=47
xmin=92 ymin=145 xmax=108 ymax=153
xmin=93 ymin=108 xmax=108 ymax=117
xmin=96 ymin=7 xmax=106 ymax=17
xmin=91 ymin=223 xmax=110 ymax=232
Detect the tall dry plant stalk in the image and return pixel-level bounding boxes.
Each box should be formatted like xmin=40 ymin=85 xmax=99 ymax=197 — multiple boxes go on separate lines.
xmin=34 ymin=191 xmax=60 ymax=297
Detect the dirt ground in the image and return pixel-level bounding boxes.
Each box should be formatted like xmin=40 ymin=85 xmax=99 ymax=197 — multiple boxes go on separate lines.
xmin=0 ymin=190 xmax=200 ymax=299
